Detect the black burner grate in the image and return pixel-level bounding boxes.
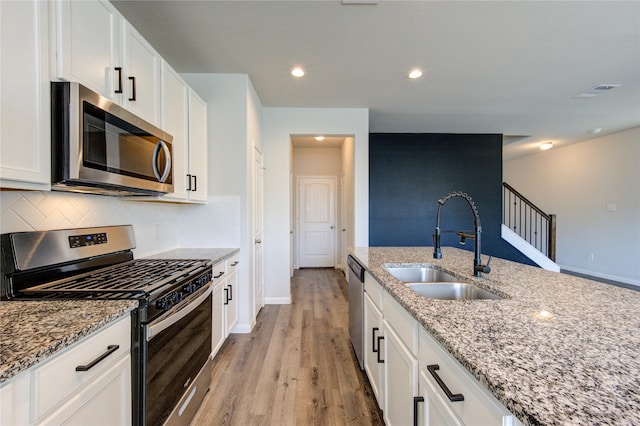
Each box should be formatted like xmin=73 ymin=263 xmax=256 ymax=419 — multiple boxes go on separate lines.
xmin=21 ymin=259 xmax=212 ymax=299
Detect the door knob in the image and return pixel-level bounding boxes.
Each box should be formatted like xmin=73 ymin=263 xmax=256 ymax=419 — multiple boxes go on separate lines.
xmin=255 ymin=239 xmax=262 ymax=244
xmin=330 ymin=226 xmax=335 ymax=229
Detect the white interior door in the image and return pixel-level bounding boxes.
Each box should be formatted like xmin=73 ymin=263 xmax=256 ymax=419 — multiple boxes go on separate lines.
xmin=253 ymin=147 xmax=264 ymax=314
xmin=340 ymin=172 xmax=347 ymax=274
xmin=298 ymin=176 xmax=336 ymax=268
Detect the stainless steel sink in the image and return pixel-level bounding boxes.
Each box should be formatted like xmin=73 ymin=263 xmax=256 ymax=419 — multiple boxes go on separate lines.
xmin=383 ymin=264 xmax=502 ymax=300
xmin=383 ymin=265 xmax=459 ymax=283
xmin=407 ymin=282 xmax=502 ymax=300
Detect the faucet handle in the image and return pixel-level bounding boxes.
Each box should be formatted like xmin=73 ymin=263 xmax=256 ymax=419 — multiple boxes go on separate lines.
xmin=476 ymin=256 xmax=492 ymax=274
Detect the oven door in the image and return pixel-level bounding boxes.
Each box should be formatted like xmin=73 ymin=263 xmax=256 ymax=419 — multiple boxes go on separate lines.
xmin=144 ymin=283 xmax=212 ymax=426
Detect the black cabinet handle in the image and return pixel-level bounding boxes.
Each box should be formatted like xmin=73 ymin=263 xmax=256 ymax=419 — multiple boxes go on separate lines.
xmin=231 ymin=261 xmax=239 ymax=266
xmin=413 ymin=396 xmax=424 ymax=426
xmin=128 ymin=76 xmax=136 ymax=101
xmin=372 ymin=327 xmax=379 ymax=353
xmin=427 ymin=364 xmax=464 ymax=402
xmin=224 ymin=287 xmax=229 ymax=305
xmin=114 ymin=67 xmax=123 ymax=93
xmin=192 ymin=175 xmax=197 ymax=192
xmin=376 ymin=336 xmax=385 ymax=363
xmin=76 ymin=345 xmax=119 ymax=371
xmin=186 ymin=174 xmax=192 ymax=191
xmin=227 ymin=284 xmax=233 ymax=301
xmin=214 ymin=271 xmax=225 ymax=279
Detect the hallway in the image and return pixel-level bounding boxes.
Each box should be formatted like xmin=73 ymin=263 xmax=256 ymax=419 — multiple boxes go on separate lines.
xmin=192 ymin=268 xmax=384 ymax=425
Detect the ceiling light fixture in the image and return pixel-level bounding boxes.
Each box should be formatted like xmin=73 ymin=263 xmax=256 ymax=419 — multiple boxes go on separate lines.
xmin=540 ymin=142 xmax=553 ymax=151
xmin=314 ymin=136 xmax=325 ymax=141
xmin=408 ymin=69 xmax=423 ymax=79
xmin=291 ymin=67 xmax=305 ymax=78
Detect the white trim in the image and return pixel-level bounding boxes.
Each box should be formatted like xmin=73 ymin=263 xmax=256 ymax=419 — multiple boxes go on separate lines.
xmin=501 ymin=224 xmax=560 ymax=272
xmin=560 ymin=265 xmax=640 ymax=288
xmin=265 ymin=296 xmax=291 ymax=304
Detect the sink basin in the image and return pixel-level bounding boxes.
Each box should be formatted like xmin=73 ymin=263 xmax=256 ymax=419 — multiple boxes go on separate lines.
xmin=383 ymin=265 xmax=459 ymax=283
xmin=407 ymin=282 xmax=502 ymax=300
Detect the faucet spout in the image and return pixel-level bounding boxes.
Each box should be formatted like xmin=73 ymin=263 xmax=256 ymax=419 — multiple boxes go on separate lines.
xmin=432 ymin=191 xmax=490 ymax=277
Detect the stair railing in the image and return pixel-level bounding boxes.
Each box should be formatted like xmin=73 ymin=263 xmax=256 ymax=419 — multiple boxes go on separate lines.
xmin=502 ymin=182 xmax=556 ymax=261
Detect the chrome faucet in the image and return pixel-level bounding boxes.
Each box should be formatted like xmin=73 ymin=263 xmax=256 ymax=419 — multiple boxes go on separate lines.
xmin=433 ymin=191 xmax=491 ymax=277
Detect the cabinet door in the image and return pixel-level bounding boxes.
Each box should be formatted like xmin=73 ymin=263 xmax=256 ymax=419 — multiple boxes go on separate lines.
xmin=417 ymin=370 xmax=463 ymax=426
xmin=0 ymin=0 xmax=51 ymax=190
xmin=364 ymin=293 xmax=384 ymax=408
xmin=36 ymin=355 xmax=131 ymax=426
xmin=187 ymin=88 xmax=208 ymax=202
xmin=122 ymin=22 xmax=161 ymax=125
xmin=160 ymin=62 xmax=189 ymax=201
xmin=53 ymin=0 xmax=121 ymax=101
xmin=211 ymin=281 xmax=226 ymax=357
xmin=225 ymin=270 xmax=239 ymax=335
xmin=384 ymin=322 xmax=418 ymax=426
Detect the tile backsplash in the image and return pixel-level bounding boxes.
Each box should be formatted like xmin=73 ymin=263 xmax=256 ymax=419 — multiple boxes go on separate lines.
xmin=0 ymin=191 xmax=240 ymax=258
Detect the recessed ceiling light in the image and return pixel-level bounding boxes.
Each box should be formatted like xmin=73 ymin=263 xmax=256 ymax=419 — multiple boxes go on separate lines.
xmin=540 ymin=142 xmax=553 ymax=151
xmin=314 ymin=136 xmax=325 ymax=141
xmin=408 ymin=69 xmax=423 ymax=79
xmin=589 ymin=128 xmax=603 ymax=134
xmin=291 ymin=67 xmax=305 ymax=77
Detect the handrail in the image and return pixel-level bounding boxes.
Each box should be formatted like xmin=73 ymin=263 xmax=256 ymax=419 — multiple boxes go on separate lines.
xmin=502 ymin=182 xmax=556 ymax=261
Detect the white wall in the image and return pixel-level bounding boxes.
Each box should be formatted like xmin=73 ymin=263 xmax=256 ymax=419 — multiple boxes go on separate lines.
xmin=504 ymin=127 xmax=640 ymax=285
xmin=262 ymin=108 xmax=369 ymax=303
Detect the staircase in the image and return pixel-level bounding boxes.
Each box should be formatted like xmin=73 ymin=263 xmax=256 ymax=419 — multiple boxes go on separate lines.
xmin=502 ymin=182 xmax=560 ymax=272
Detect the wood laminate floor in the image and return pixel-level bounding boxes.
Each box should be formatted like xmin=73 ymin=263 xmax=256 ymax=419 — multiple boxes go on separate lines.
xmin=191 ymin=268 xmax=384 ymax=425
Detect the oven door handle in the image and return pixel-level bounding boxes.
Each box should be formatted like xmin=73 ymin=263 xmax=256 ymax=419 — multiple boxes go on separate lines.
xmin=146 ymin=283 xmax=212 ymax=341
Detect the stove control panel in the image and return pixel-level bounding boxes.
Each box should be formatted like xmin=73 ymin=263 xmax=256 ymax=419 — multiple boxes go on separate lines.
xmin=69 ymin=232 xmax=108 ymax=248
xmin=155 ymin=270 xmax=213 ymax=312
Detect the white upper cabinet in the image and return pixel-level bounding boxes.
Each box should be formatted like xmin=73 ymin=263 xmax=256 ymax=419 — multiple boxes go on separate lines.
xmin=0 ymin=0 xmax=51 ymax=190
xmin=160 ymin=62 xmax=190 ymax=200
xmin=52 ymin=0 xmax=122 ymax=102
xmin=52 ymin=1 xmax=161 ymax=126
xmin=121 ymin=22 xmax=161 ymax=125
xmin=187 ymin=88 xmax=208 ymax=202
xmin=160 ymin=65 xmax=208 ymax=203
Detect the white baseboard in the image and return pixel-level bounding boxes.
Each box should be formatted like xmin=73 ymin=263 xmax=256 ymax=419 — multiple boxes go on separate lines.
xmin=501 ymin=225 xmax=560 ymax=272
xmin=230 ymin=322 xmax=253 ymax=334
xmin=560 ymin=265 xmax=640 ymax=288
xmin=265 ymin=296 xmax=291 ymax=304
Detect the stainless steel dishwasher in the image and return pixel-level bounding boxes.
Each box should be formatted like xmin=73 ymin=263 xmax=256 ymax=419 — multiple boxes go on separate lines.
xmin=348 ymin=255 xmax=365 ymax=369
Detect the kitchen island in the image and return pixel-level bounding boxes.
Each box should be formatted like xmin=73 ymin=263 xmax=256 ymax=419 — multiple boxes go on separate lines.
xmin=350 ymin=246 xmax=640 ymax=426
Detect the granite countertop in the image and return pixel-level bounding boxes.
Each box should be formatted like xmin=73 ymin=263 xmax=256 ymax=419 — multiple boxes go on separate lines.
xmin=146 ymin=247 xmax=239 ymax=264
xmin=0 ymin=300 xmax=137 ymax=383
xmin=350 ymin=246 xmax=640 ymax=426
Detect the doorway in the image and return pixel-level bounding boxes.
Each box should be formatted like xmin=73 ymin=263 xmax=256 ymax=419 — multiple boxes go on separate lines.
xmin=291 ymin=135 xmax=354 ymax=272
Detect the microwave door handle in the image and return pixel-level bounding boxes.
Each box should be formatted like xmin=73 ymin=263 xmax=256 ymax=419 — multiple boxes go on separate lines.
xmin=152 ymin=140 xmax=172 ymax=183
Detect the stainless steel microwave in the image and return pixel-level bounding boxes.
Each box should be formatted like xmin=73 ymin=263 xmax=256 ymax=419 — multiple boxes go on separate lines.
xmin=51 ymin=82 xmax=174 ymax=195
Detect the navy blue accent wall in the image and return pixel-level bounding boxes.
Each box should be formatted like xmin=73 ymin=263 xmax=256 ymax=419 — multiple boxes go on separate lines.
xmin=369 ymin=133 xmax=535 ymax=266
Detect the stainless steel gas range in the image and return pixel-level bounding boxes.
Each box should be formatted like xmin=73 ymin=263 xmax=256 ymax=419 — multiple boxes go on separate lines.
xmin=1 ymin=225 xmax=214 ymax=426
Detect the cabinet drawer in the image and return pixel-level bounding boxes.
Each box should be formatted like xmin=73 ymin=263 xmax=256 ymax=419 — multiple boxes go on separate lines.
xmin=212 ymin=261 xmax=226 ymax=283
xmin=419 ymin=328 xmax=516 ymax=425
xmin=364 ymin=271 xmax=383 ymax=310
xmin=31 ymin=315 xmax=131 ymax=420
xmin=226 ymin=254 xmax=239 ymax=274
xmin=383 ymin=291 xmax=418 ymax=355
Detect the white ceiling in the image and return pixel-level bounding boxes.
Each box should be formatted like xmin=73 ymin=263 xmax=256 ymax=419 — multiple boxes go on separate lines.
xmin=112 ymin=0 xmax=640 ymax=160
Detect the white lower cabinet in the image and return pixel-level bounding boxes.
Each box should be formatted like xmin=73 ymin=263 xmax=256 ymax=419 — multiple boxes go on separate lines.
xmin=383 ymin=322 xmax=419 ymax=426
xmin=364 ymin=292 xmax=384 ymax=407
xmin=417 ymin=369 xmax=461 ymax=426
xmin=0 ymin=315 xmax=131 ymax=426
xmin=224 ymin=254 xmax=240 ymax=335
xmin=418 ymin=329 xmax=521 ymax=426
